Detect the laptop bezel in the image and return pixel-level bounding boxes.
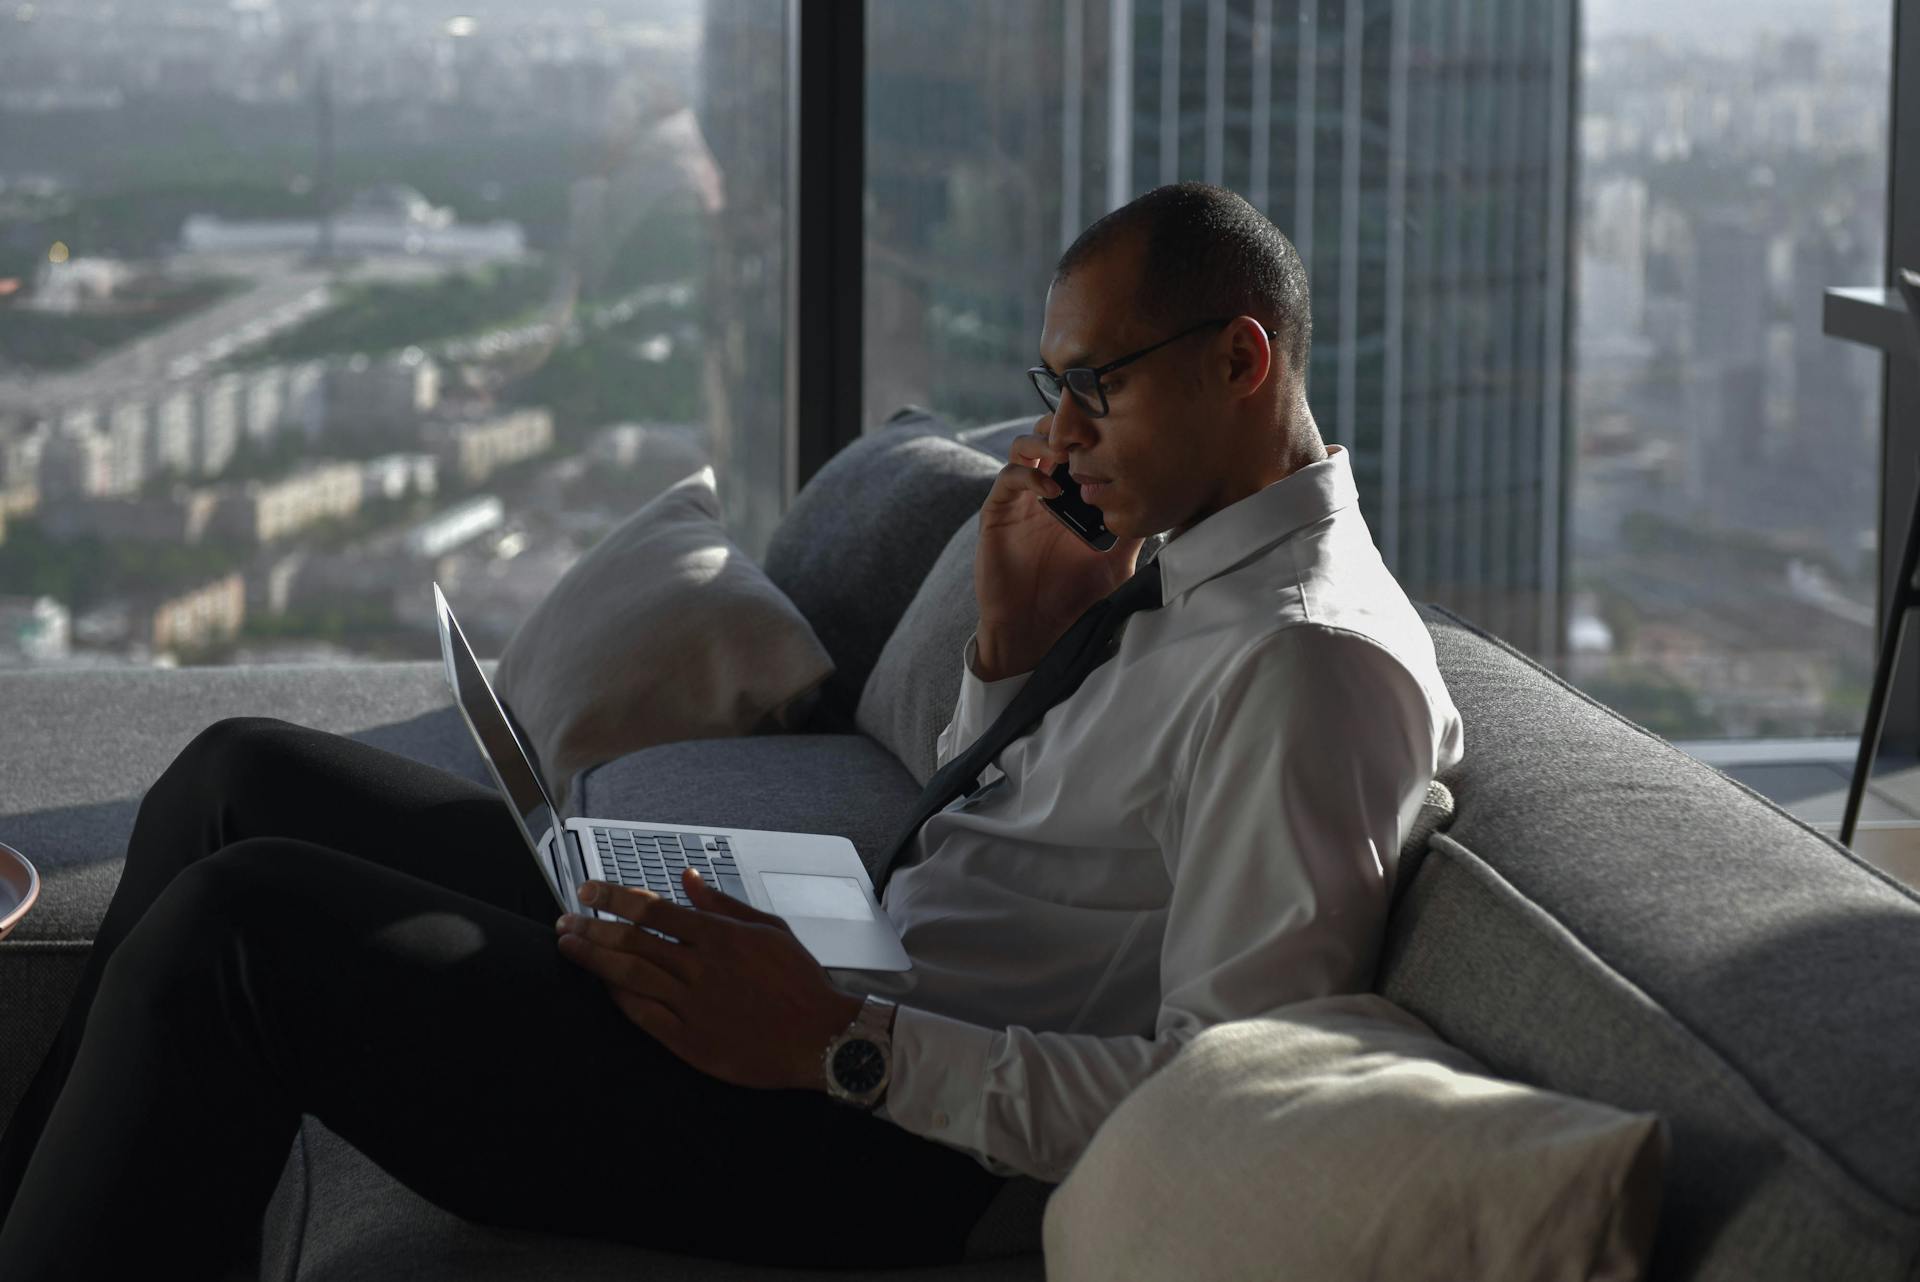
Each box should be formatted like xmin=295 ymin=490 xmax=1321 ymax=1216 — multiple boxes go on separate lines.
xmin=431 ymin=582 xmax=577 ymax=916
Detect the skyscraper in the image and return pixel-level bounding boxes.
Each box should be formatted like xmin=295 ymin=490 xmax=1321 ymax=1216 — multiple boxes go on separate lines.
xmin=698 ymin=0 xmax=788 ymax=559
xmin=865 ymin=0 xmax=1577 ymax=656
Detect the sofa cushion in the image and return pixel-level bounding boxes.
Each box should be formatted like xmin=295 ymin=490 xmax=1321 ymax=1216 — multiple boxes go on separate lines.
xmin=762 ymin=408 xmax=999 ymax=733
xmin=1381 ymin=603 xmax=1920 ymax=1280
xmin=856 ymin=513 xmax=983 ymax=786
xmin=952 ymin=418 xmax=1032 ymax=461
xmin=494 ymin=464 xmax=834 ymax=808
xmin=1042 ymin=992 xmax=1668 ymax=1282
xmin=574 ymin=732 xmax=924 ymax=885
xmin=264 ymin=1116 xmax=1046 ymax=1281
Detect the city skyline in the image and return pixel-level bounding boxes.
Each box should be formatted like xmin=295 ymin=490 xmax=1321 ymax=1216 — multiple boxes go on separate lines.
xmin=0 ymin=0 xmax=1899 ymax=743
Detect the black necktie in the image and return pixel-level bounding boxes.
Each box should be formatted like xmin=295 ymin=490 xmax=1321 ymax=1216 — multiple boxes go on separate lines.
xmin=872 ymin=556 xmax=1166 ymax=899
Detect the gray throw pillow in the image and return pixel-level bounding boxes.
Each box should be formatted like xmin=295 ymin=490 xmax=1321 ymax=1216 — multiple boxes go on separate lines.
xmin=856 ymin=512 xmax=984 ymax=785
xmin=494 ymin=466 xmax=833 ymax=808
xmin=763 ymin=408 xmax=1000 ymax=733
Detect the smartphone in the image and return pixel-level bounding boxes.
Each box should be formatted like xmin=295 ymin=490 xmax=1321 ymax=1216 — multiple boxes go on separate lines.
xmin=1040 ymin=462 xmax=1117 ymax=551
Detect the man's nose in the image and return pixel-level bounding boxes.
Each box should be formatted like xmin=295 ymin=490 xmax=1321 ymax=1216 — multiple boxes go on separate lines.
xmin=1048 ymin=392 xmax=1097 ymax=454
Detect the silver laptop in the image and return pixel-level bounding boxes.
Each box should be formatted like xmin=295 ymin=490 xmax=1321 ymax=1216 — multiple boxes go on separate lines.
xmin=433 ymin=582 xmax=911 ymax=971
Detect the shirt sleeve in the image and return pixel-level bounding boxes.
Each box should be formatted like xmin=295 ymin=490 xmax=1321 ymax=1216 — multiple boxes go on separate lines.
xmin=879 ymin=624 xmax=1445 ymax=1182
xmin=931 ymin=632 xmax=1035 ymax=783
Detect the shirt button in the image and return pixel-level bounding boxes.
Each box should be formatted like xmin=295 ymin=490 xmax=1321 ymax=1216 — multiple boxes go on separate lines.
xmin=932 ymin=1111 xmax=950 ymax=1129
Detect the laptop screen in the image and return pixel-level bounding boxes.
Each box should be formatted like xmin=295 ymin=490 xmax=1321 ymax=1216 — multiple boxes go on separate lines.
xmin=432 ymin=583 xmax=561 ymax=866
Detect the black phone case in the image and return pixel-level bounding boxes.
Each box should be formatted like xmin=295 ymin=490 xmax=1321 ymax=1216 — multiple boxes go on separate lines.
xmin=1041 ymin=463 xmax=1118 ymax=551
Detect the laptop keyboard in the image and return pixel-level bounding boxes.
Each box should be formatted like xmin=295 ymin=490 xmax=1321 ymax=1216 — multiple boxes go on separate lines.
xmin=588 ymin=827 xmax=748 ymax=907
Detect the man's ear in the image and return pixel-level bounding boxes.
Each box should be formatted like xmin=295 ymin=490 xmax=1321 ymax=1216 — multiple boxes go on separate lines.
xmin=1223 ymin=316 xmax=1275 ymax=399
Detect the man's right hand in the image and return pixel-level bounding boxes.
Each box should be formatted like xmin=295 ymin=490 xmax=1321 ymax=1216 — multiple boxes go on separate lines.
xmin=972 ymin=417 xmax=1146 ymax=682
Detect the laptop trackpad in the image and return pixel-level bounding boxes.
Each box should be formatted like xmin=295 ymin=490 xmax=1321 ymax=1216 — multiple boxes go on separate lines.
xmin=759 ymin=872 xmax=871 ymax=921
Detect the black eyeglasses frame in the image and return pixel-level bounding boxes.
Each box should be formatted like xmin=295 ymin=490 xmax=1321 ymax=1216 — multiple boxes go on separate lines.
xmin=1026 ymin=316 xmax=1280 ymax=419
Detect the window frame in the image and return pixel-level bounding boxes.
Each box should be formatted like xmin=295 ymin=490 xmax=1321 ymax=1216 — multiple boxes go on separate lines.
xmin=789 ymin=4 xmax=1913 ymax=757
xmin=787 ymin=0 xmax=865 ymax=495
xmin=1876 ymin=0 xmax=1920 ymax=755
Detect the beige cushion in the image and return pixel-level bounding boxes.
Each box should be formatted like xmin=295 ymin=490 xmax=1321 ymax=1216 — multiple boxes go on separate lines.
xmin=494 ymin=466 xmax=834 ymax=807
xmin=1043 ymin=991 xmax=1669 ymax=1282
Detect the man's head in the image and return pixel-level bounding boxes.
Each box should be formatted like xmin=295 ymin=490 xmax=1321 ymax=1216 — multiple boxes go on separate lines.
xmin=1036 ymin=182 xmax=1322 ymax=540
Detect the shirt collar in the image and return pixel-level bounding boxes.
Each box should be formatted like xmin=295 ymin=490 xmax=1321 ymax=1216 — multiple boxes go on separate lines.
xmin=1151 ymin=443 xmax=1358 ymax=606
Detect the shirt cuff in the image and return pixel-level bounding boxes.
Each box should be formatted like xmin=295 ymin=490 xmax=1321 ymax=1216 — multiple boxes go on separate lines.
xmin=957 ymin=632 xmax=1033 ymax=741
xmin=881 ymin=1003 xmax=997 ymax=1155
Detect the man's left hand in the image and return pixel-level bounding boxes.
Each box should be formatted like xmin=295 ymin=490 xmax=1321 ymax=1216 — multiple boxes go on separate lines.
xmin=555 ymin=869 xmax=863 ymax=1093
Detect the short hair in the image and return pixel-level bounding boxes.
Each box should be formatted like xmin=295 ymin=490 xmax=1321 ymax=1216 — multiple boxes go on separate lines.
xmin=1056 ymin=182 xmax=1312 ymax=390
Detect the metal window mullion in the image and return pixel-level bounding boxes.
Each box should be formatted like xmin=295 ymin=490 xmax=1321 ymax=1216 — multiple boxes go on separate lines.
xmin=789 ymin=0 xmax=864 ymax=494
xmin=1250 ymin=0 xmax=1272 ymax=210
xmin=1205 ymin=0 xmax=1226 ymax=184
xmin=1461 ymin=0 xmax=1486 ymax=628
xmin=1540 ymin=0 xmax=1573 ymax=661
xmin=1294 ymin=1 xmax=1318 ymax=274
xmin=1383 ymin=0 xmax=1409 ymax=573
xmin=1878 ymin=0 xmax=1920 ymax=755
xmin=1161 ymin=0 xmax=1182 ymax=184
xmin=1109 ymin=0 xmax=1135 ymax=212
xmin=1063 ymin=0 xmax=1086 ymax=249
xmin=1337 ymin=0 xmax=1361 ymax=464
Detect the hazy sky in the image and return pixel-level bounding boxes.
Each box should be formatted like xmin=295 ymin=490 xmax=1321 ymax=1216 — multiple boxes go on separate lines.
xmin=1586 ymin=0 xmax=1892 ymax=41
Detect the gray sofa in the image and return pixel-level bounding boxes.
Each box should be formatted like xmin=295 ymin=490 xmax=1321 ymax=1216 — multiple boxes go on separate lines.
xmin=4 ymin=409 xmax=1919 ymax=1281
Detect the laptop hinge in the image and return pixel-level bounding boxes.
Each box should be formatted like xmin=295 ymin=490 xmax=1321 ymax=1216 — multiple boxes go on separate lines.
xmin=558 ymin=825 xmax=588 ymax=890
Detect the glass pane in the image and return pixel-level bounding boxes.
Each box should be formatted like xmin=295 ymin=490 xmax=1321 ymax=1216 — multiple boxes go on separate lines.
xmin=867 ymin=0 xmax=1581 ymax=657
xmin=1569 ymin=2 xmax=1891 ymax=738
xmin=0 ymin=0 xmax=787 ymax=666
xmin=867 ymin=0 xmax=1893 ymax=740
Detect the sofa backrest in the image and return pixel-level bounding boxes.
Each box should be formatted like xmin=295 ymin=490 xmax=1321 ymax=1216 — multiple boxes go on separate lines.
xmin=1383 ymin=604 xmax=1920 ymax=1282
xmin=762 ymin=407 xmax=999 ymax=732
xmin=796 ymin=414 xmax=1920 ymax=1277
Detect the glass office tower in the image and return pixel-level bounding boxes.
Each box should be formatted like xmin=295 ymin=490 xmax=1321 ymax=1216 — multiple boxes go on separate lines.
xmin=864 ymin=0 xmax=1576 ymax=658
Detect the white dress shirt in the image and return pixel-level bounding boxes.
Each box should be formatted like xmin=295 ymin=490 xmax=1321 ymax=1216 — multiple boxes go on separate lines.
xmin=829 ymin=443 xmax=1465 ymax=1183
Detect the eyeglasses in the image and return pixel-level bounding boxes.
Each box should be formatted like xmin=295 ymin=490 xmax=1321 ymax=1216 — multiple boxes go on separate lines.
xmin=1027 ymin=317 xmax=1279 ymax=419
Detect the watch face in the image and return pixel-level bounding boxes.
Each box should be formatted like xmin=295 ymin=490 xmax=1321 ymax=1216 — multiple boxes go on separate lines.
xmin=832 ymin=1038 xmax=887 ymax=1093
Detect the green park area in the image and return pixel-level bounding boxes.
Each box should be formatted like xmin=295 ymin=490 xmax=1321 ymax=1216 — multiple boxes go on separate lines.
xmin=0 ymin=519 xmax=249 ymax=614
xmin=0 ymin=275 xmax=245 ymax=372
xmin=228 ymin=261 xmax=556 ymax=367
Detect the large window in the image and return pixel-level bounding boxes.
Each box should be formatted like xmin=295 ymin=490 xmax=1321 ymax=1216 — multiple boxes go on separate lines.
xmin=0 ymin=0 xmax=1900 ymax=737
xmin=1568 ymin=0 xmax=1892 ymax=739
xmin=0 ymin=0 xmax=786 ymax=664
xmin=864 ymin=0 xmax=1895 ymax=741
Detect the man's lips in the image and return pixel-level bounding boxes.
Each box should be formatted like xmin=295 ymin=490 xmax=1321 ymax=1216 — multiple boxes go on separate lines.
xmin=1070 ymin=472 xmax=1112 ymax=503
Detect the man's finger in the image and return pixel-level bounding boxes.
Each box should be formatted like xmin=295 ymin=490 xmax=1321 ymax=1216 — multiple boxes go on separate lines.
xmin=558 ymin=912 xmax=698 ymax=984
xmin=681 ymin=868 xmax=785 ymax=928
xmin=558 ymin=930 xmax=691 ymax=1010
xmin=610 ymin=988 xmax=684 ymax=1043
xmin=579 ymin=881 xmax=712 ymax=945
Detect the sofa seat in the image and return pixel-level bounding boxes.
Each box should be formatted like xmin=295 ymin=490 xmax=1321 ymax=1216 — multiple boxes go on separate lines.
xmin=259 ymin=1116 xmax=1044 ymax=1282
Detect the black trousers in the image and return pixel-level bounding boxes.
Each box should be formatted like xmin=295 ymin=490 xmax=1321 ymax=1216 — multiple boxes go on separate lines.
xmin=0 ymin=718 xmax=1008 ymax=1279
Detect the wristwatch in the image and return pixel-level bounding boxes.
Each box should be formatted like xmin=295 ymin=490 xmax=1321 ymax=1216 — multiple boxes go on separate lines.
xmin=823 ymin=994 xmax=897 ymax=1110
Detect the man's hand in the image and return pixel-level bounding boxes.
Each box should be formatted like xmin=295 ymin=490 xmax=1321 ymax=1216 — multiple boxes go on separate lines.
xmin=556 ymin=869 xmax=863 ymax=1092
xmin=974 ymin=416 xmax=1146 ymax=680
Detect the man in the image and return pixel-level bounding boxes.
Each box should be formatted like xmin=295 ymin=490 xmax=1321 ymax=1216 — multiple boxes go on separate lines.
xmin=0 ymin=182 xmax=1461 ymax=1277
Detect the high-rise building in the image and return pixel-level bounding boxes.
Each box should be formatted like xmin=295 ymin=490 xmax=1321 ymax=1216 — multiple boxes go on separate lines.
xmin=697 ymin=0 xmax=788 ymax=560
xmin=861 ymin=0 xmax=1577 ymax=656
